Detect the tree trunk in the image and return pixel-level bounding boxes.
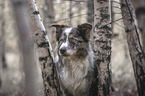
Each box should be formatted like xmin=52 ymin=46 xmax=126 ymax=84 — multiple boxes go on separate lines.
xmin=43 ymin=0 xmax=56 ymax=52
xmin=0 ymin=0 xmax=3 ymax=88
xmin=131 ymin=0 xmax=145 ymax=60
xmin=0 ymin=0 xmax=6 ymax=88
xmin=120 ymin=0 xmax=145 ymax=95
xmin=45 ymin=0 xmax=55 ymax=24
xmin=12 ymin=0 xmax=39 ymax=95
xmin=25 ymin=0 xmax=64 ymax=95
xmin=92 ymin=0 xmax=112 ymax=96
xmin=69 ymin=1 xmax=73 ymax=26
xmin=77 ymin=2 xmax=81 ymax=24
xmin=0 ymin=0 xmax=6 ymax=69
xmin=87 ymin=0 xmax=94 ymax=24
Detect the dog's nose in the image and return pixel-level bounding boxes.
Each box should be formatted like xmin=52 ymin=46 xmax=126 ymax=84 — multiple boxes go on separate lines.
xmin=60 ymin=48 xmax=66 ymax=54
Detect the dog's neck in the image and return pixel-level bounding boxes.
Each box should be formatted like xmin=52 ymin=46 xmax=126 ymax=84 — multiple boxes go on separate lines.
xmin=58 ymin=49 xmax=93 ymax=95
xmin=62 ymin=55 xmax=88 ymax=66
xmin=60 ymin=47 xmax=93 ymax=73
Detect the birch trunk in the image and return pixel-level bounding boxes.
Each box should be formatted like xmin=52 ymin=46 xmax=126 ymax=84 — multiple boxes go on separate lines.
xmin=12 ymin=0 xmax=39 ymax=95
xmin=131 ymin=0 xmax=145 ymax=62
xmin=92 ymin=0 xmax=112 ymax=96
xmin=120 ymin=0 xmax=145 ymax=95
xmin=25 ymin=0 xmax=64 ymax=95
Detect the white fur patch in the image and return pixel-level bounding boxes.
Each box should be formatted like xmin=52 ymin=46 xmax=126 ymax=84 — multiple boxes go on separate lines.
xmin=64 ymin=28 xmax=72 ymax=37
xmin=60 ymin=41 xmax=68 ymax=49
xmin=60 ymin=28 xmax=72 ymax=49
xmin=59 ymin=28 xmax=75 ymax=56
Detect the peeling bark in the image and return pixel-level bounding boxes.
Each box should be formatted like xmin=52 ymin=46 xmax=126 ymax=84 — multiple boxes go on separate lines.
xmin=25 ymin=0 xmax=64 ymax=95
xmin=92 ymin=0 xmax=112 ymax=96
xmin=120 ymin=0 xmax=145 ymax=96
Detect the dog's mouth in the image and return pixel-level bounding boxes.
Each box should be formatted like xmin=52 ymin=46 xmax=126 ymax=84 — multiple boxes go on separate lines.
xmin=62 ymin=55 xmax=69 ymax=57
xmin=60 ymin=53 xmax=70 ymax=57
xmin=59 ymin=48 xmax=75 ymax=57
xmin=59 ymin=48 xmax=71 ymax=57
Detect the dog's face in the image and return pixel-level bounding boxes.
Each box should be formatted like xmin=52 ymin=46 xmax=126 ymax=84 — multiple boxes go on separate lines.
xmin=51 ymin=23 xmax=92 ymax=58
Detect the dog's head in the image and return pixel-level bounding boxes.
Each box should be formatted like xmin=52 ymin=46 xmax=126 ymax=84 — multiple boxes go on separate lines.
xmin=51 ymin=23 xmax=92 ymax=58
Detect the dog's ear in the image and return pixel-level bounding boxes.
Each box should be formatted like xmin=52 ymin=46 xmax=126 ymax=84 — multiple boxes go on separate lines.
xmin=51 ymin=24 xmax=69 ymax=41
xmin=77 ymin=23 xmax=92 ymax=42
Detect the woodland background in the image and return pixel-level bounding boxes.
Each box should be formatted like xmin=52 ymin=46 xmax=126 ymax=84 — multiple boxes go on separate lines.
xmin=0 ymin=0 xmax=143 ymax=96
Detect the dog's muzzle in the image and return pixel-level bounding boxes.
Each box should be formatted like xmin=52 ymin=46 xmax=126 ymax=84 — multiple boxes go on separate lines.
xmin=60 ymin=47 xmax=66 ymax=54
xmin=59 ymin=47 xmax=69 ymax=56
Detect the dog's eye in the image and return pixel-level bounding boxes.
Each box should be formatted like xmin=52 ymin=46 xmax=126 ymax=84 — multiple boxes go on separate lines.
xmin=69 ymin=38 xmax=76 ymax=43
xmin=59 ymin=39 xmax=64 ymax=42
xmin=72 ymin=39 xmax=75 ymax=42
xmin=78 ymin=40 xmax=83 ymax=43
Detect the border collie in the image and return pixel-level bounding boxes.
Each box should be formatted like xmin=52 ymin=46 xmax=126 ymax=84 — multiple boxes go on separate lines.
xmin=52 ymin=23 xmax=94 ymax=96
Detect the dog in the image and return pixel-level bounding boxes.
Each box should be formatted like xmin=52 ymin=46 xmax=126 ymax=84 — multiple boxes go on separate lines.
xmin=51 ymin=23 xmax=94 ymax=96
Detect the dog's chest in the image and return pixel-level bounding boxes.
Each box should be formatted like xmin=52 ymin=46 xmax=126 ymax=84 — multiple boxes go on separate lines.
xmin=60 ymin=58 xmax=90 ymax=94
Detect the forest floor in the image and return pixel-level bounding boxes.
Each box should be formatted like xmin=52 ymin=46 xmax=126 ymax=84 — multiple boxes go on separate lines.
xmin=0 ymin=86 xmax=139 ymax=96
xmin=111 ymin=88 xmax=138 ymax=96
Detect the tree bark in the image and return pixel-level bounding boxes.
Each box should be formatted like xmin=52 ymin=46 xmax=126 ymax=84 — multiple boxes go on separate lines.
xmin=92 ymin=0 xmax=112 ymax=96
xmin=12 ymin=0 xmax=39 ymax=96
xmin=25 ymin=0 xmax=64 ymax=95
xmin=120 ymin=0 xmax=145 ymax=96
xmin=131 ymin=0 xmax=145 ymax=61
